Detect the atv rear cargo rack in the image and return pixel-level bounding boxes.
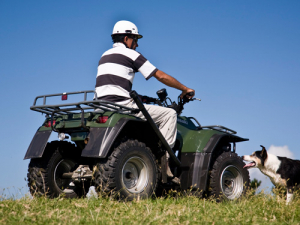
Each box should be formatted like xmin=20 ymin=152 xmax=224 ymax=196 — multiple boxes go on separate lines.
xmin=30 ymin=90 xmax=139 ymax=116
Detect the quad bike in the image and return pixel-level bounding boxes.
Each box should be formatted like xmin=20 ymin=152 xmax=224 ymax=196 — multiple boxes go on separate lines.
xmin=25 ymin=88 xmax=250 ymax=200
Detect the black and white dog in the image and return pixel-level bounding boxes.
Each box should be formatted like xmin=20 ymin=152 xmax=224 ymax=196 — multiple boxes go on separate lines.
xmin=243 ymin=145 xmax=300 ymax=203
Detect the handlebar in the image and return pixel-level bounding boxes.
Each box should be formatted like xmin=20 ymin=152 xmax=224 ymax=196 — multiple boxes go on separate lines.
xmin=140 ymin=89 xmax=200 ymax=115
xmin=186 ymin=92 xmax=195 ymax=97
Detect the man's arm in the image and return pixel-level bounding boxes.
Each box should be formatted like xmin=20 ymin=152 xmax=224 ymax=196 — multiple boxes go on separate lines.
xmin=153 ymin=70 xmax=195 ymax=98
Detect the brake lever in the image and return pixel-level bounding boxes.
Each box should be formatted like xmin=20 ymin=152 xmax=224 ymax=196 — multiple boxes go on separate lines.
xmin=192 ymin=97 xmax=201 ymax=101
xmin=181 ymin=96 xmax=201 ymax=104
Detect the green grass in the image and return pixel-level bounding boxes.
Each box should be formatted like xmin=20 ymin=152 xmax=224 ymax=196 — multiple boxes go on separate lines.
xmin=1 ymin=191 xmax=300 ymax=225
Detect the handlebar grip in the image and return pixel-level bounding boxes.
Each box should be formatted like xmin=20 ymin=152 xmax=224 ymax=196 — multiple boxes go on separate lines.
xmin=141 ymin=95 xmax=156 ymax=103
xmin=186 ymin=92 xmax=194 ymax=97
xmin=181 ymin=91 xmax=194 ymax=103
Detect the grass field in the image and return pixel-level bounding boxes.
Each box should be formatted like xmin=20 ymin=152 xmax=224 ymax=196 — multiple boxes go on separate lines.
xmin=1 ymin=190 xmax=300 ymax=225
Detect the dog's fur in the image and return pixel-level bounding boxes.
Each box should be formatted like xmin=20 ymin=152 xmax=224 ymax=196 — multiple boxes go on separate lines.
xmin=243 ymin=145 xmax=300 ymax=203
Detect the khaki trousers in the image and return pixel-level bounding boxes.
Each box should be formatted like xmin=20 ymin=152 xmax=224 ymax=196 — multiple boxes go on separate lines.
xmin=124 ymin=102 xmax=177 ymax=148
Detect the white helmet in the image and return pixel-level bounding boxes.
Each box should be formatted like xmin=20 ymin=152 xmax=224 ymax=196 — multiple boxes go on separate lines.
xmin=112 ymin=20 xmax=143 ymax=39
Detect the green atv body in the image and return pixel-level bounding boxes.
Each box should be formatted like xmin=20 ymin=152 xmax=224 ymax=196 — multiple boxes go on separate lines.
xmin=25 ymin=89 xmax=250 ymax=200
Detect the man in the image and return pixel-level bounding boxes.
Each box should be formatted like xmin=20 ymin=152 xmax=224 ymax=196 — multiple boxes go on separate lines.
xmin=95 ymin=20 xmax=195 ymax=179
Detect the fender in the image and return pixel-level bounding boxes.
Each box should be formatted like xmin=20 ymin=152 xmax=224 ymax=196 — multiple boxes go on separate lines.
xmin=24 ymin=118 xmax=150 ymax=159
xmin=180 ymin=133 xmax=248 ymax=191
xmin=24 ymin=129 xmax=52 ymax=159
xmin=81 ymin=118 xmax=148 ymax=158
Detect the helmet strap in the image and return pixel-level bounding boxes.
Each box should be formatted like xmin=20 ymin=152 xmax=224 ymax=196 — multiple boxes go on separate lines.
xmin=130 ymin=40 xmax=135 ymax=49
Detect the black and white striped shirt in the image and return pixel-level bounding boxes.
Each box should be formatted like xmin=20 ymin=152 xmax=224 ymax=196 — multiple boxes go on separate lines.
xmin=95 ymin=43 xmax=158 ymax=104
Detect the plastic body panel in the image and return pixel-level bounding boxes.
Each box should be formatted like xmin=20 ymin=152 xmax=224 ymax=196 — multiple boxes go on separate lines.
xmin=80 ymin=127 xmax=112 ymax=157
xmin=177 ymin=116 xmax=223 ymax=153
xmin=81 ymin=118 xmax=145 ymax=158
xmin=24 ymin=130 xmax=52 ymax=159
xmin=48 ymin=112 xmax=137 ymax=130
xmin=179 ymin=133 xmax=224 ymax=191
xmin=180 ymin=152 xmax=211 ymax=191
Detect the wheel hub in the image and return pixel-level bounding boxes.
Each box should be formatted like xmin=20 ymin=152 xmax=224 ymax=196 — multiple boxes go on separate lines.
xmin=122 ymin=157 xmax=148 ymax=193
xmin=220 ymin=165 xmax=244 ymax=200
xmin=54 ymin=159 xmax=76 ymax=193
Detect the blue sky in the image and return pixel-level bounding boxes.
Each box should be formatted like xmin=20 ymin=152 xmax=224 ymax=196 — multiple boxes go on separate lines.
xmin=1 ymin=0 xmax=299 ymax=197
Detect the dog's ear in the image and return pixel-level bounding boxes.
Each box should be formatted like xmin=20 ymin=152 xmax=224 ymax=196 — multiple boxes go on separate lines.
xmin=260 ymin=145 xmax=268 ymax=162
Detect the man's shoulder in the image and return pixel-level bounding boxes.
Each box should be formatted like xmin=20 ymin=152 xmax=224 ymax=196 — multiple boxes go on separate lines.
xmin=103 ymin=46 xmax=142 ymax=61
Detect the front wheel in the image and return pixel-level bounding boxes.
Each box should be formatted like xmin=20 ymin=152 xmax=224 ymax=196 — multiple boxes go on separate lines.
xmin=94 ymin=139 xmax=158 ymax=200
xmin=209 ymin=152 xmax=250 ymax=201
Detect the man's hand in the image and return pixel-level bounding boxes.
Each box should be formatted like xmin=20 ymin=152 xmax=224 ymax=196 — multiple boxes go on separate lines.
xmin=180 ymin=88 xmax=195 ymax=99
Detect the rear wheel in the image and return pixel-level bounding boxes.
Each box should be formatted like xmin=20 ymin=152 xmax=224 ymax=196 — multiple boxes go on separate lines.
xmin=27 ymin=142 xmax=87 ymax=198
xmin=94 ymin=139 xmax=158 ymax=200
xmin=209 ymin=152 xmax=250 ymax=201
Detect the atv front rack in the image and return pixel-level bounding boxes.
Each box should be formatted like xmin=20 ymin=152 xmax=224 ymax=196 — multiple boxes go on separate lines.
xmin=187 ymin=117 xmax=237 ymax=135
xmin=30 ymin=90 xmax=139 ymax=116
xmin=201 ymin=125 xmax=237 ymax=134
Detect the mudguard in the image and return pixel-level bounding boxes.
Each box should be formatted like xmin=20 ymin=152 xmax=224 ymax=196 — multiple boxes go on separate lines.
xmin=180 ymin=133 xmax=248 ymax=191
xmin=24 ymin=118 xmax=147 ymax=159
xmin=81 ymin=118 xmax=147 ymax=158
xmin=24 ymin=130 xmax=52 ymax=159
